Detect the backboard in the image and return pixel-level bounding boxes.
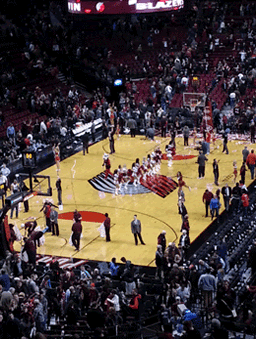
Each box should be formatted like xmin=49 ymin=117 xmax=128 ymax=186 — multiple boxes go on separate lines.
xmin=16 ymin=173 xmax=52 ymax=197
xmin=183 ymin=92 xmax=206 ymax=111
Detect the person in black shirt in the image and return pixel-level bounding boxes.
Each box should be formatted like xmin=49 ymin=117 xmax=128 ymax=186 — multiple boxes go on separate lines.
xmin=56 ymin=177 xmax=62 ymax=206
xmin=82 ymin=132 xmax=89 ymax=155
xmin=231 ymin=182 xmax=241 ymax=212
xmin=109 ymin=128 xmax=115 ymax=154
xmin=222 ymin=132 xmax=229 ymax=154
xmin=20 ymin=181 xmax=29 ymax=212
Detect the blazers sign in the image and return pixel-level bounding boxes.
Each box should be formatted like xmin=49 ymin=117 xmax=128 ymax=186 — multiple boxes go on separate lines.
xmin=67 ymin=0 xmax=184 ymax=14
xmin=130 ymin=0 xmax=184 ymax=11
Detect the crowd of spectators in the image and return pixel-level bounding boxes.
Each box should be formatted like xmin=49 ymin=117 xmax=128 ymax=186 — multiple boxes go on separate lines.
xmin=0 ymin=1 xmax=256 ymax=166
xmin=1 ymin=219 xmax=256 ymax=339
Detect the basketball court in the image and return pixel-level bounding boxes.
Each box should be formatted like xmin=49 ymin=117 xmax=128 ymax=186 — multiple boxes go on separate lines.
xmin=12 ymin=133 xmax=253 ymax=267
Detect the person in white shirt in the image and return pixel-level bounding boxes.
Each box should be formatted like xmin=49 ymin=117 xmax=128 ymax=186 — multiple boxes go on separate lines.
xmin=176 ymin=282 xmax=191 ymax=304
xmin=1 ymin=163 xmax=10 ymax=178
xmin=0 ymin=173 xmax=7 ymax=201
xmin=1 ymin=164 xmax=10 ymax=191
xmin=145 ymin=111 xmax=151 ymax=128
xmin=10 ymin=179 xmax=20 ymax=219
xmin=240 ymin=50 xmax=246 ymax=62
xmin=106 ymin=290 xmax=120 ymax=312
xmin=181 ymin=76 xmax=188 ymax=89
xmin=40 ymin=120 xmax=47 ymax=135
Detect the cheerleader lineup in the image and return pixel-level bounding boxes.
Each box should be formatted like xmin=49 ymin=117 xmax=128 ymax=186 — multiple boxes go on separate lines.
xmin=102 ymin=147 xmax=164 ymax=195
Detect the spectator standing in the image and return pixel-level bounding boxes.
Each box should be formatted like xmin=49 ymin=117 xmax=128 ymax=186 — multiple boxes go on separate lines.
xmin=157 ymin=230 xmax=167 ymax=253
xmin=221 ymin=184 xmax=232 ymax=211
xmin=22 ymin=237 xmax=36 ymax=266
xmin=20 ymin=181 xmax=29 ymax=212
xmin=183 ymin=125 xmax=190 ymax=146
xmin=198 ymin=268 xmax=217 ymax=308
xmin=104 ymin=213 xmax=111 ymax=242
xmin=222 ymin=131 xmax=229 ymax=154
xmin=155 ymin=245 xmax=164 ymax=279
xmin=50 ymin=206 xmax=59 ymax=236
xmin=106 ymin=290 xmax=120 ymax=314
xmin=1 ymin=163 xmax=10 ymax=188
xmin=33 ymin=299 xmax=45 ymax=333
xmin=159 ymin=304 xmax=172 ymax=333
xmin=246 ymin=149 xmax=256 ymax=179
xmin=72 ymin=218 xmax=82 ymax=251
xmin=127 ymin=289 xmax=141 ymax=320
xmin=242 ymin=146 xmax=249 ymax=163
xmin=131 ymin=215 xmax=145 ymax=246
xmin=241 ymin=189 xmax=249 ymax=217
xmin=240 ymin=161 xmax=247 ymax=184
xmin=56 ymin=177 xmax=62 ymax=206
xmin=210 ymin=194 xmax=221 ymax=221
xmin=109 ymin=128 xmax=115 ymax=154
xmin=181 ymin=215 xmax=190 ymax=236
xmin=10 ymin=179 xmax=19 ymax=219
xmin=40 ymin=200 xmax=52 ymax=230
xmin=0 ymin=173 xmax=7 ymax=204
xmin=109 ymin=258 xmax=119 ymax=278
xmin=6 ymin=123 xmax=16 ymax=145
xmin=127 ymin=117 xmax=137 ymax=138
xmin=231 ymin=182 xmax=241 ymax=212
xmin=203 ymin=189 xmax=213 ymax=217
xmin=160 ymin=115 xmax=167 ymax=138
xmin=91 ymin=120 xmax=95 ymax=143
xmin=179 ymin=229 xmax=190 ymax=260
xmin=197 ymin=151 xmax=208 ymax=178
xmin=213 ymin=159 xmax=219 ymax=186
xmin=82 ymin=132 xmax=89 ymax=155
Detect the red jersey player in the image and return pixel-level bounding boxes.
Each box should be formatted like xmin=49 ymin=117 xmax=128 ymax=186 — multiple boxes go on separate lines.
xmin=102 ymin=153 xmax=111 ymax=179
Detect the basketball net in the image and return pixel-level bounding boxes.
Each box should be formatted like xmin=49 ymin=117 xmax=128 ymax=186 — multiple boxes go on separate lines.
xmin=190 ymin=103 xmax=197 ymax=113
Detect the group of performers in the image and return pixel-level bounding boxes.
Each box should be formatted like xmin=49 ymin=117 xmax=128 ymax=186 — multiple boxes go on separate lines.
xmin=102 ymin=147 xmax=164 ymax=195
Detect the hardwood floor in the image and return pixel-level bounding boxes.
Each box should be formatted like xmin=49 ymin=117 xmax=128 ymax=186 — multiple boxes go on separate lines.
xmin=13 ymin=134 xmax=253 ymax=267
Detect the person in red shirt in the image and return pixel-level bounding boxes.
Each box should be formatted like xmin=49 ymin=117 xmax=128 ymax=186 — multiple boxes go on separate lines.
xmin=104 ymin=213 xmax=111 ymax=242
xmin=72 ymin=220 xmax=82 ymax=251
xmin=181 ymin=214 xmax=190 ymax=236
xmin=203 ymin=189 xmax=214 ymax=217
xmin=124 ymin=289 xmax=142 ymax=321
xmin=40 ymin=200 xmax=52 ymax=231
xmin=241 ymin=189 xmax=249 ymax=217
xmin=22 ymin=237 xmax=36 ymax=266
xmin=206 ymin=130 xmax=211 ymax=154
xmin=102 ymin=154 xmax=111 ymax=179
xmin=246 ymin=149 xmax=256 ymax=180
xmin=73 ymin=209 xmax=82 ymax=222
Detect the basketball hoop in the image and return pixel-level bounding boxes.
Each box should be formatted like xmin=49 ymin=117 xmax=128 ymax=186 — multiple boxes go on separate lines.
xmin=190 ymin=103 xmax=197 ymax=113
xmin=183 ymin=92 xmax=206 ymax=110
